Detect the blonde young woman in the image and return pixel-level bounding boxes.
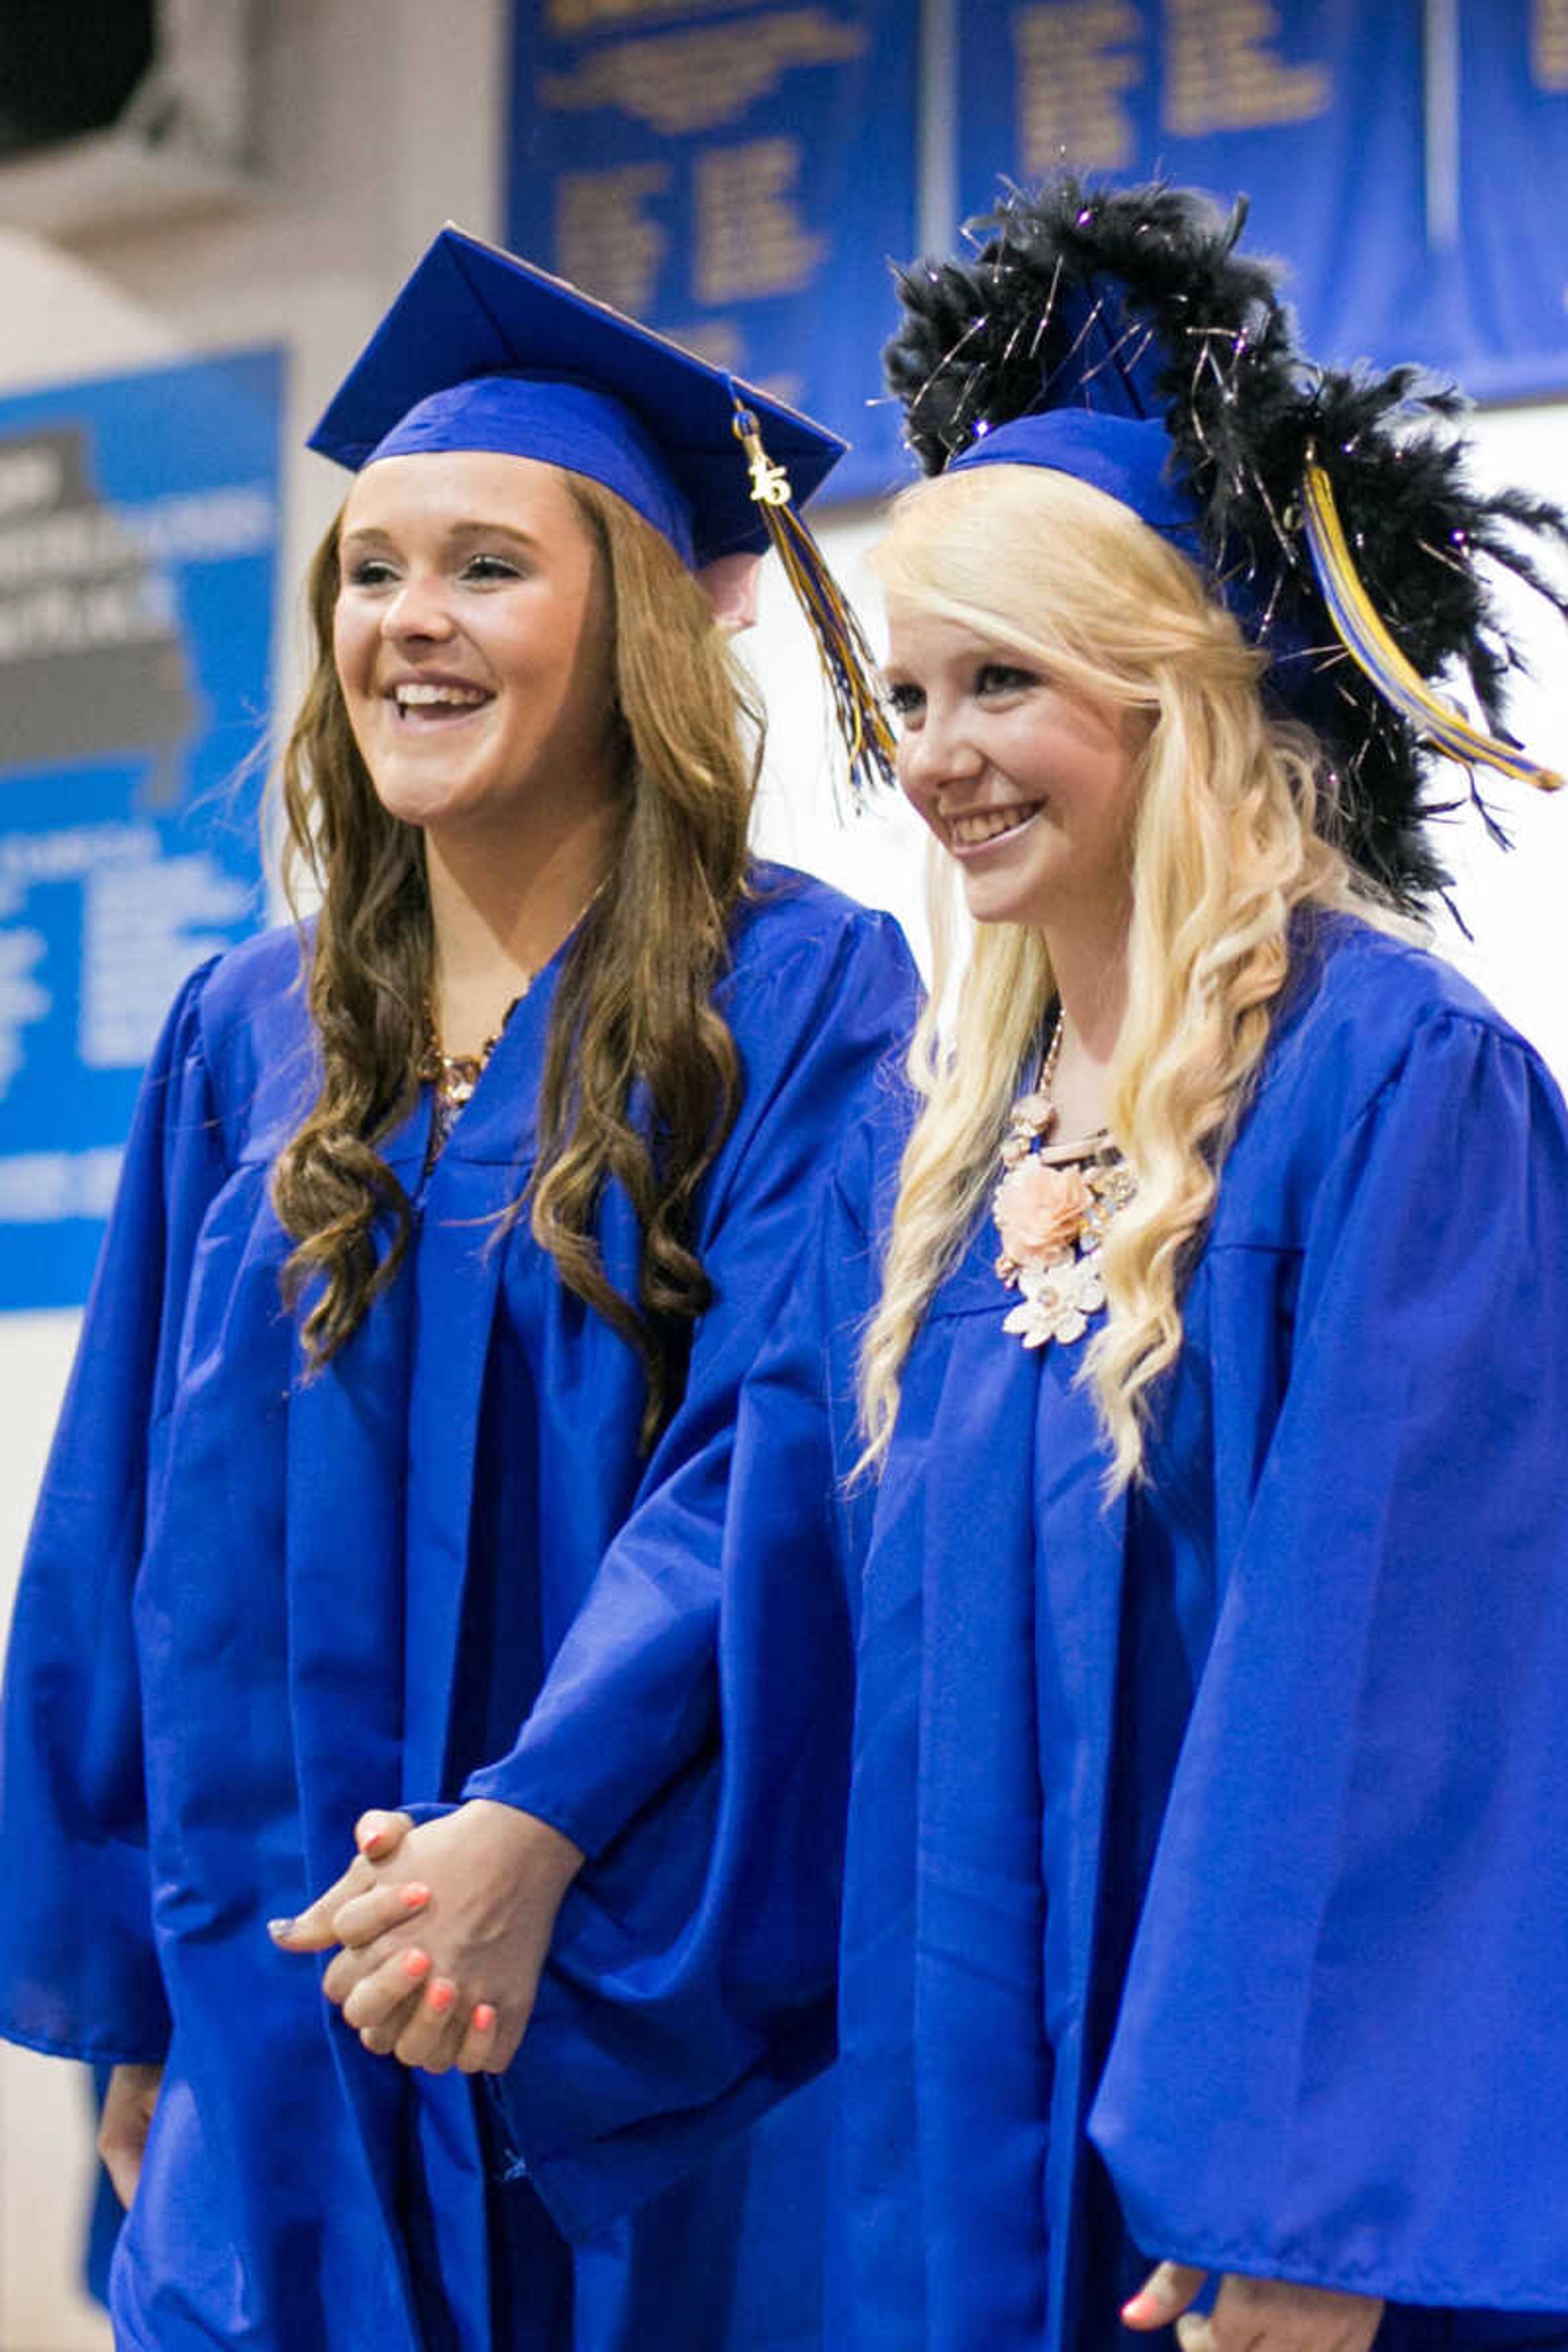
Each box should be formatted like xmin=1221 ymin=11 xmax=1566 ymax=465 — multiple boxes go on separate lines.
xmin=724 ymin=183 xmax=1568 ymax=2352
xmin=0 ymin=230 xmax=914 ymax=2352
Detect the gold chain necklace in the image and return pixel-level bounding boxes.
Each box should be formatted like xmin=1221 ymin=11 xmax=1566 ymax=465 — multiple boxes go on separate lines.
xmin=418 ymin=882 xmax=606 ymax=1145
xmin=991 ymin=1007 xmax=1136 ymax=1350
xmin=418 ymin=987 xmax=528 ymax=1118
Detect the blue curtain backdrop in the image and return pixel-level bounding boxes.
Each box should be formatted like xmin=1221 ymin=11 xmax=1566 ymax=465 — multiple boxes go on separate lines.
xmin=0 ymin=348 xmax=281 ymax=1310
xmin=506 ymin=0 xmax=920 ymax=501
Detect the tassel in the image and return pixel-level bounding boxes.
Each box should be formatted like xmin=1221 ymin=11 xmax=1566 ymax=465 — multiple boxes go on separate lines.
xmin=732 ymin=404 xmax=896 ymax=802
xmin=1301 ymin=459 xmax=1563 ymax=793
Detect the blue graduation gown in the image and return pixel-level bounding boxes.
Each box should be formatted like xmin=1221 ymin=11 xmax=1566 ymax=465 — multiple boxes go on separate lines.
xmin=0 ymin=862 xmax=916 ymax=2351
xmin=766 ymin=915 xmax=1568 ymax=2351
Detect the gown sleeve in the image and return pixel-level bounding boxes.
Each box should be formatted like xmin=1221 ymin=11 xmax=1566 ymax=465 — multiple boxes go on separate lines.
xmin=480 ymin=964 xmax=909 ymax=2240
xmin=0 ymin=957 xmax=226 ymax=2064
xmin=460 ymin=906 xmax=916 ymax=1856
xmin=1089 ymin=1007 xmax=1568 ymax=2309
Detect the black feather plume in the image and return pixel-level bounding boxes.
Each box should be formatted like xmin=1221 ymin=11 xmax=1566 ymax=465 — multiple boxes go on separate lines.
xmin=884 ymin=176 xmax=1568 ymax=907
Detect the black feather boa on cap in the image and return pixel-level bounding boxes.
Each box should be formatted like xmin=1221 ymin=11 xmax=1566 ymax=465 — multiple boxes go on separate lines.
xmin=884 ymin=176 xmax=1568 ymax=907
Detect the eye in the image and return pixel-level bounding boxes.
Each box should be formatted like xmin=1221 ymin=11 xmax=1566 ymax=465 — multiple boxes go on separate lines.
xmin=976 ymin=662 xmax=1035 ymax=696
xmin=343 ymin=555 xmax=397 ymax=589
xmin=884 ymin=680 xmax=924 ymax=722
xmin=461 ymin=552 xmax=525 ymax=584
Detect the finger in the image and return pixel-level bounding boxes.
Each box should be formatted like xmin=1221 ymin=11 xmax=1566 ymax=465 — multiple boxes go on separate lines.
xmin=455 ymin=2001 xmax=499 ymax=2075
xmin=268 ymin=1853 xmax=376 ymax=1952
xmin=98 ymin=2138 xmax=141 ymax=2210
xmin=331 ymin=1878 xmax=431 ymax=1949
xmin=1175 ymin=2317 xmax=1215 ymax=2352
xmin=357 ymin=1982 xmax=425 ymax=2056
xmin=321 ymin=1908 xmax=434 ymax=2002
xmin=340 ymin=1945 xmax=434 ymax=2033
xmin=1123 ymin=2265 xmax=1210 ymax=2330
xmin=392 ymin=1976 xmax=467 ymax=2074
xmin=354 ymin=1809 xmax=414 ymax=1860
xmin=322 ymin=1934 xmax=394 ymax=2007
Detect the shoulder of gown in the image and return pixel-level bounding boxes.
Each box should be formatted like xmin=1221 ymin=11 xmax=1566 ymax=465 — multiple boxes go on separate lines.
xmin=1211 ymin=908 xmax=1563 ymax=1250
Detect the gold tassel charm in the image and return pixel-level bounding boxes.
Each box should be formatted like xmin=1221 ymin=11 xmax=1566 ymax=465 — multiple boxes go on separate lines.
xmin=1301 ymin=459 xmax=1563 ymax=793
xmin=732 ymin=404 xmax=896 ymax=803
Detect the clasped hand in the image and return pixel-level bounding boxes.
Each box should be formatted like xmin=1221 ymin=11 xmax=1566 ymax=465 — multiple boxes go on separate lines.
xmin=270 ymin=1799 xmax=584 ymax=2075
xmin=1124 ymin=2261 xmax=1383 ymax=2352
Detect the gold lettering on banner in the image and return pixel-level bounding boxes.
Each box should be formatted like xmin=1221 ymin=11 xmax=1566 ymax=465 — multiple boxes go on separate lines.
xmin=548 ymin=0 xmax=770 ymax=31
xmin=539 ymin=8 xmax=867 ymax=137
xmin=1162 ymin=0 xmax=1330 ymax=136
xmin=694 ymin=136 xmax=827 ymax=302
xmin=554 ymin=163 xmax=671 ymax=314
xmin=1534 ymin=0 xmax=1568 ymax=88
xmin=1015 ymin=2 xmax=1145 ymax=173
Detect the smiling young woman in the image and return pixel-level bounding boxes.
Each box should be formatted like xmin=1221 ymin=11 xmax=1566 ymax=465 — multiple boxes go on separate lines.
xmin=697 ymin=179 xmax=1568 ymax=2352
xmin=0 ymin=230 xmax=916 ymax=2352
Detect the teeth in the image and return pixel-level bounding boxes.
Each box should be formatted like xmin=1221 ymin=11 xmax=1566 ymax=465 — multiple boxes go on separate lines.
xmin=393 ymin=682 xmax=488 ymax=709
xmin=949 ymin=804 xmax=1038 ymax=846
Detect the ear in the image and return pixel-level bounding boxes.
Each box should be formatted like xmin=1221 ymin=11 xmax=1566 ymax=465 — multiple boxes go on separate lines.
xmin=695 ymin=551 xmax=763 ymax=635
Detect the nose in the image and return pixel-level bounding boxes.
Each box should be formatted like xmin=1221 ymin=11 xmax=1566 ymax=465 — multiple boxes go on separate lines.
xmin=379 ymin=569 xmax=455 ymax=644
xmin=897 ymin=696 xmax=982 ymax=805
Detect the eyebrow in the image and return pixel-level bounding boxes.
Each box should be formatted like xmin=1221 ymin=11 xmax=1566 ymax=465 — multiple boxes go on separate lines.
xmin=339 ymin=520 xmax=542 ymax=553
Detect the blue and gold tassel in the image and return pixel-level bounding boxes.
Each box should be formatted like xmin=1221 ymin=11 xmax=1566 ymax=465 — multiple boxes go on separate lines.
xmin=732 ymin=404 xmax=896 ymax=803
xmin=1301 ymin=458 xmax=1563 ymax=793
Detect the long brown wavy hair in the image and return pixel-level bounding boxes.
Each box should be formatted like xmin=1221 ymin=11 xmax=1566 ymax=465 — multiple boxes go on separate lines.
xmin=271 ymin=471 xmax=762 ymax=1443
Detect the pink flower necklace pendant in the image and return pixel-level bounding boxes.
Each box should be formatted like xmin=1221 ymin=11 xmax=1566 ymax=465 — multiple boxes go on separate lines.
xmin=991 ymin=1009 xmax=1135 ymax=1352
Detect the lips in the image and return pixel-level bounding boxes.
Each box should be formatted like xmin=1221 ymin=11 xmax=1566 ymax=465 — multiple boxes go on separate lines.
xmin=946 ymin=801 xmax=1043 ymax=850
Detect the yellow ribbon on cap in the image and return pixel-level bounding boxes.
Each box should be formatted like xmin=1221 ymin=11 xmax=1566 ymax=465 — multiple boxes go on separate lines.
xmin=1301 ymin=458 xmax=1562 ymax=793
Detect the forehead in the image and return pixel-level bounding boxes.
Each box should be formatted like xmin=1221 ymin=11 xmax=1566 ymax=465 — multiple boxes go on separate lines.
xmin=882 ymin=602 xmax=1023 ymax=670
xmin=339 ymin=447 xmax=591 ymax=544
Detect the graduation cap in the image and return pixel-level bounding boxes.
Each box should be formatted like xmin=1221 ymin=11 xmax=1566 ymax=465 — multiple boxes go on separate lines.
xmin=310 ymin=224 xmax=893 ymax=794
xmin=886 ymin=176 xmax=1568 ymax=906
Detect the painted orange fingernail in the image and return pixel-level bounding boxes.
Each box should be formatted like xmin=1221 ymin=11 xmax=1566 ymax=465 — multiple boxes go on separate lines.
xmin=357 ymin=1820 xmax=388 ymax=1855
xmin=401 ymin=1947 xmax=431 ymax=1980
xmin=472 ymin=2003 xmax=497 ymax=2032
xmin=400 ymin=1882 xmax=431 ymax=1910
xmin=426 ymin=1979 xmax=456 ymax=2016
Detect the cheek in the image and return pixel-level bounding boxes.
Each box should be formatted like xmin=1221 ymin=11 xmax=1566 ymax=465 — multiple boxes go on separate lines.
xmin=331 ymin=599 xmax=369 ymax=697
xmin=894 ymin=742 xmax=938 ymax=827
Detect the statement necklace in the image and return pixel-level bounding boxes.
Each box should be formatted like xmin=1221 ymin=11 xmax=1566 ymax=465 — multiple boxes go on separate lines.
xmin=419 ymin=985 xmax=528 ymax=1152
xmin=419 ymin=882 xmax=606 ymax=1149
xmin=992 ymin=1009 xmax=1136 ymax=1350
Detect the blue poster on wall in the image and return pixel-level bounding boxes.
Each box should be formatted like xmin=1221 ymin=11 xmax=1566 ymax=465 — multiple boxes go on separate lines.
xmin=507 ymin=0 xmax=918 ymax=501
xmin=0 ymin=347 xmax=282 ymax=1312
xmin=951 ymin=0 xmax=1429 ymax=376
xmin=1436 ymin=0 xmax=1568 ymax=396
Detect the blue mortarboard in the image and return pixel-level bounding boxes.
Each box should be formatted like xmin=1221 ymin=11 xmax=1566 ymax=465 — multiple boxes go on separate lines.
xmin=307 ymin=225 xmax=846 ymax=570
xmin=951 ymin=409 xmax=1202 ymax=560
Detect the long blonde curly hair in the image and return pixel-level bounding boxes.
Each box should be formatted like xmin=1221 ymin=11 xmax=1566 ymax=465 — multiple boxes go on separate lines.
xmin=858 ymin=463 xmax=1411 ymax=1489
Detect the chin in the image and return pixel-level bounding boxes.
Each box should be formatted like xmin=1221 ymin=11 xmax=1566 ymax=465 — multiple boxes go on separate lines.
xmin=960 ymin=871 xmax=1051 ymax=929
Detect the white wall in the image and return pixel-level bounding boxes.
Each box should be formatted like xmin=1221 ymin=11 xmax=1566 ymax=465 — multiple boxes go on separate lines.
xmin=2 ymin=5 xmax=1566 ymax=2341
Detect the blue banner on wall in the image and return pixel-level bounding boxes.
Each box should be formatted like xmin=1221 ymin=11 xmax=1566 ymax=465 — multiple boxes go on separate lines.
xmin=950 ymin=1 xmax=1568 ymax=400
xmin=1438 ymin=0 xmax=1568 ymax=396
xmin=0 ymin=347 xmax=281 ymax=1312
xmin=953 ymin=0 xmax=1429 ymax=376
xmin=506 ymin=0 xmax=918 ymax=501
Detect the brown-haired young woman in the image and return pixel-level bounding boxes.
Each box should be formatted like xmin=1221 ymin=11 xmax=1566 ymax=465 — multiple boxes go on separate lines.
xmin=0 ymin=229 xmax=914 ymax=2352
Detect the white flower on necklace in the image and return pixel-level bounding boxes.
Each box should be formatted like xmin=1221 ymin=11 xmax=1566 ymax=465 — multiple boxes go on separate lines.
xmin=1001 ymin=1249 xmax=1108 ymax=1349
